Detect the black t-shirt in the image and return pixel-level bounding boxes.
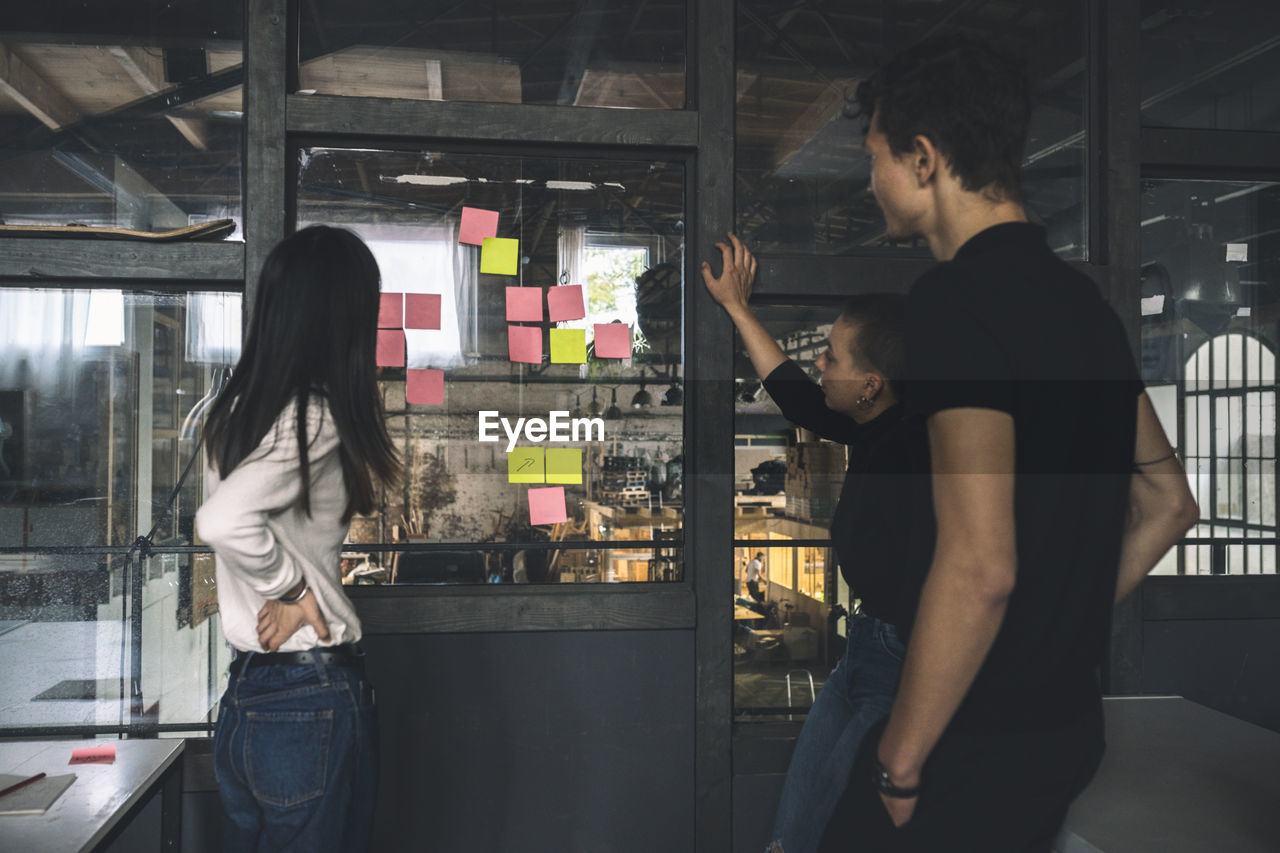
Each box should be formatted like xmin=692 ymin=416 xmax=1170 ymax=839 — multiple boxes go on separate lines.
xmin=906 ymin=221 xmax=1145 ymax=731
xmin=762 ymin=360 xmax=930 ymax=628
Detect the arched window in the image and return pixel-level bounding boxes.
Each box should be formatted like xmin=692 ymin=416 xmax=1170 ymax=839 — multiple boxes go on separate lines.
xmin=1183 ymin=333 xmax=1277 ymax=574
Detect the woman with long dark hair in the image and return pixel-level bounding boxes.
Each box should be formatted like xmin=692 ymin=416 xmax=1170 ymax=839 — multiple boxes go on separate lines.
xmin=197 ymin=225 xmax=399 ymax=853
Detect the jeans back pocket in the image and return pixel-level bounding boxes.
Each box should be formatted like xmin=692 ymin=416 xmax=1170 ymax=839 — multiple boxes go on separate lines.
xmin=245 ymin=708 xmax=334 ymax=808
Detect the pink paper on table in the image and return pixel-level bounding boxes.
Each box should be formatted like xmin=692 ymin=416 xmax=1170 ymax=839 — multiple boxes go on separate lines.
xmin=406 ymin=369 xmax=444 ymax=405
xmin=593 ymin=323 xmax=632 ymax=358
xmin=505 ymin=287 xmax=543 ymax=322
xmin=376 ymin=329 xmax=406 ymax=367
xmin=508 ymin=325 xmax=542 ymax=364
xmin=547 ymin=285 xmax=585 ymax=321
xmin=404 ymin=293 xmax=441 ymax=330
xmin=70 ymin=744 xmax=116 ymax=765
xmin=528 ymin=486 xmax=567 ymax=526
xmin=458 ymin=206 xmax=500 ymax=246
xmin=378 ymin=292 xmax=403 ymax=328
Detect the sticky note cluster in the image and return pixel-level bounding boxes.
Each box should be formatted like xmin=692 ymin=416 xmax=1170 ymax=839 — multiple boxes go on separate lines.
xmin=507 ymin=446 xmax=583 ymax=525
xmin=379 ymin=293 xmax=440 ymax=333
xmin=507 ymin=447 xmax=583 ymax=485
xmin=377 ymin=276 xmax=444 ymax=403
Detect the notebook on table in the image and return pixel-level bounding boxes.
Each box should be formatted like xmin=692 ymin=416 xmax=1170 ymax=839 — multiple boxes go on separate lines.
xmin=0 ymin=773 xmax=77 ymax=815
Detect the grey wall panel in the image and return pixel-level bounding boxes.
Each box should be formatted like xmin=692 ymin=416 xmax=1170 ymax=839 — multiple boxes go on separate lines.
xmin=181 ymin=791 xmax=221 ymax=853
xmin=362 ymin=631 xmax=695 ymax=853
xmin=731 ymin=772 xmax=785 ymax=853
xmin=1143 ymin=619 xmax=1280 ymax=733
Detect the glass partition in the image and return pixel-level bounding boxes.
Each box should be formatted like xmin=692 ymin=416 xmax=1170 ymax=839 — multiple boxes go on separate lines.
xmin=0 ymin=5 xmax=244 ymax=236
xmin=1141 ymin=0 xmax=1280 ymax=131
xmin=0 ymin=288 xmax=241 ymax=547
xmin=735 ymin=0 xmax=1088 ymax=258
xmin=0 ymin=287 xmax=240 ymax=733
xmin=1140 ymin=178 xmax=1279 ymax=575
xmin=732 ymin=303 xmax=845 ymax=721
xmin=297 ymin=146 xmax=686 ymax=583
xmin=298 ymin=0 xmax=687 ymax=109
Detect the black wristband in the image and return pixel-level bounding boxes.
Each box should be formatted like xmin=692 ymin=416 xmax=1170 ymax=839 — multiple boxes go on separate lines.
xmin=873 ymin=758 xmax=920 ymax=799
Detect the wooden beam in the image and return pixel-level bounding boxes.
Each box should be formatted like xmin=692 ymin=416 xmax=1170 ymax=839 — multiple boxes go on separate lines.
xmin=0 ymin=238 xmax=243 ymax=280
xmin=0 ymin=42 xmax=79 ymax=130
xmin=107 ymin=45 xmax=209 ymax=150
xmin=287 ymin=94 xmax=698 ymax=147
xmin=243 ymin=0 xmax=288 ymax=306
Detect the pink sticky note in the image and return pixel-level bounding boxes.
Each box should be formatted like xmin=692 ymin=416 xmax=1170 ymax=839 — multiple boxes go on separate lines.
xmin=593 ymin=323 xmax=632 ymax=358
xmin=378 ymin=292 xmax=403 ymax=329
xmin=508 ymin=325 xmax=542 ymax=364
xmin=459 ymin=206 xmax=500 ymax=246
xmin=547 ymin=285 xmax=585 ymax=321
xmin=528 ymin=486 xmax=568 ymax=526
xmin=406 ymin=369 xmax=444 ymax=404
xmin=377 ymin=329 xmax=405 ymax=367
xmin=505 ymin=287 xmax=543 ymax=322
xmin=70 ymin=744 xmax=116 ymax=765
xmin=405 ymin=293 xmax=441 ymax=330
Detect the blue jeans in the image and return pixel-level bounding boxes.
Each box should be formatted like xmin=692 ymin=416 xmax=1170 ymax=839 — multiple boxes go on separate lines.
xmin=768 ymin=613 xmax=906 ymax=853
xmin=214 ymin=651 xmax=379 ymax=853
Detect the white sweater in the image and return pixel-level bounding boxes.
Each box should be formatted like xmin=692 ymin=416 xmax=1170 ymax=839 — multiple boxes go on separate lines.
xmin=195 ymin=396 xmax=362 ymax=653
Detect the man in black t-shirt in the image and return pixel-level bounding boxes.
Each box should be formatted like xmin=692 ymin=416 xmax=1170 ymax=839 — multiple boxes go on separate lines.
xmin=819 ymin=36 xmax=1199 ymax=851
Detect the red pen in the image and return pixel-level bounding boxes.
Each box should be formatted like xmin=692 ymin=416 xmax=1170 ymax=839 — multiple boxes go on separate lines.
xmin=0 ymin=772 xmax=47 ymax=798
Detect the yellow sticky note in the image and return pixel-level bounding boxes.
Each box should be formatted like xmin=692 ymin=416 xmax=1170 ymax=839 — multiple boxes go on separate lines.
xmin=480 ymin=237 xmax=519 ymax=275
xmin=507 ymin=446 xmax=544 ymax=483
xmin=549 ymin=328 xmax=587 ymax=363
xmin=545 ymin=448 xmax=583 ymax=484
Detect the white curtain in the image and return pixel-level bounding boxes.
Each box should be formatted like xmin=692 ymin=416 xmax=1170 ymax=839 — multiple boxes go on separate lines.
xmin=0 ymin=288 xmax=118 ymax=394
xmin=338 ymin=221 xmax=474 ymax=368
xmin=185 ymin=291 xmax=242 ymax=365
xmin=452 ymin=224 xmax=480 ymax=362
xmin=558 ymin=223 xmax=586 ymax=287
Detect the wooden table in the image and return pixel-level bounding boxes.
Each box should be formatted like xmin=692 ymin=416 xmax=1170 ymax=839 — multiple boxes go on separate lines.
xmin=0 ymin=739 xmax=183 ymax=853
xmin=1056 ymin=697 xmax=1280 ymax=852
xmin=734 ymin=604 xmax=765 ymax=622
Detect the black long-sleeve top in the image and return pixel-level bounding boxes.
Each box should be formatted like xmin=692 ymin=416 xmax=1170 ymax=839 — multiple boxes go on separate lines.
xmin=761 ymin=359 xmax=932 ymax=629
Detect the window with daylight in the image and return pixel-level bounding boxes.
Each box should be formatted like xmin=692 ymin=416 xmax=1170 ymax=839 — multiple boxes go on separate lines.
xmin=1141 ymin=178 xmax=1280 ymax=575
xmin=1182 ymin=333 xmax=1277 ymax=574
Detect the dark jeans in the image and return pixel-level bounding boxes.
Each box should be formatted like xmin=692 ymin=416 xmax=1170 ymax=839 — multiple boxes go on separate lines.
xmin=768 ymin=613 xmax=905 ymax=853
xmin=747 ymin=580 xmax=765 ymax=603
xmin=215 ymin=652 xmax=379 ymax=853
xmin=820 ymin=701 xmax=1105 ymax=853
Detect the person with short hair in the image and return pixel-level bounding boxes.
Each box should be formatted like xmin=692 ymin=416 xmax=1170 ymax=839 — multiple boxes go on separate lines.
xmin=819 ymin=35 xmax=1197 ymax=851
xmin=744 ymin=551 xmax=767 ymax=603
xmin=704 ymin=237 xmax=928 ymax=853
xmin=197 ymin=226 xmax=400 ymax=853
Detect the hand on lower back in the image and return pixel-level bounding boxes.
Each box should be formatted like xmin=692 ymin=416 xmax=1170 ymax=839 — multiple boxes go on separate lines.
xmin=256 ymin=592 xmax=331 ymax=652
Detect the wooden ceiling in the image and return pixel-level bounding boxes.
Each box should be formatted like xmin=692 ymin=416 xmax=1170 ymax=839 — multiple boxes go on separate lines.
xmin=3 ymin=1 xmax=1273 ymax=250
